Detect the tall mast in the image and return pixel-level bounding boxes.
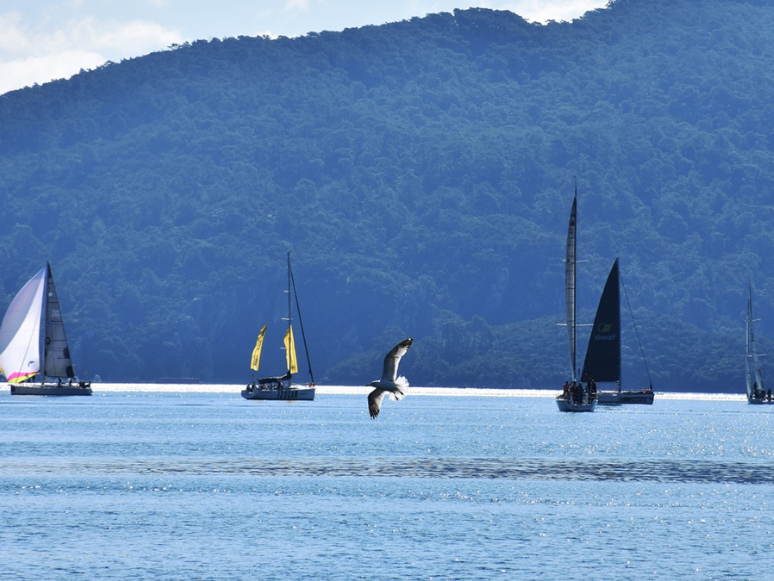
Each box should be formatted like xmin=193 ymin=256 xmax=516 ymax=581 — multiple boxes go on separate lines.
xmin=287 ymin=251 xmax=292 ymax=340
xmin=746 ymin=281 xmax=753 ymax=397
xmin=573 ymin=183 xmax=577 ymax=380
xmin=749 ymin=280 xmax=764 ymax=391
xmin=566 ymin=183 xmax=578 ymax=381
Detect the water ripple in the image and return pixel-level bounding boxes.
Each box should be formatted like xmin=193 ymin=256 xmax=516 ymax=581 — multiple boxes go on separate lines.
xmin=3 ymin=457 xmax=772 ymax=484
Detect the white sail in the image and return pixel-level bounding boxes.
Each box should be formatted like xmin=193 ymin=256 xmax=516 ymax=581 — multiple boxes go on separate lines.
xmin=556 ymin=189 xmax=598 ymax=412
xmin=0 ymin=267 xmax=47 ymax=383
xmin=747 ymin=282 xmax=764 ymax=397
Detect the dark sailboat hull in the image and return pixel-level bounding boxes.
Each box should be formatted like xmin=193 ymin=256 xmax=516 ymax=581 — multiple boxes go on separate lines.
xmin=241 ymin=385 xmax=315 ymax=401
xmin=747 ymin=396 xmax=773 ymax=405
xmin=10 ymin=382 xmax=92 ymax=396
xmin=597 ymin=390 xmax=654 ymax=405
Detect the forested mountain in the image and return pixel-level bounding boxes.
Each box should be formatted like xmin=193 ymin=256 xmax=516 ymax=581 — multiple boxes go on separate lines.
xmin=1 ymin=0 xmax=773 ymax=391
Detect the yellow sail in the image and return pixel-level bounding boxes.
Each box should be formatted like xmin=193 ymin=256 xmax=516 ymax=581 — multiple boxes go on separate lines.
xmin=284 ymin=326 xmax=298 ymax=374
xmin=250 ymin=325 xmax=267 ymax=371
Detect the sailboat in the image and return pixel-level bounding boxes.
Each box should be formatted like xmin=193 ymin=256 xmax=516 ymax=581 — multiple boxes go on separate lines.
xmin=581 ymin=258 xmax=654 ymax=406
xmin=0 ymin=264 xmax=92 ymax=396
xmin=241 ymin=252 xmax=315 ymax=401
xmin=745 ymin=282 xmax=772 ymax=405
xmin=556 ymin=188 xmax=597 ymax=412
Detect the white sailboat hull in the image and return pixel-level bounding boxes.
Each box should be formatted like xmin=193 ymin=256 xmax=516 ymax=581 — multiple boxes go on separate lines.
xmin=241 ymin=385 xmax=315 ymax=401
xmin=10 ymin=382 xmax=92 ymax=396
xmin=597 ymin=390 xmax=654 ymax=405
xmin=556 ymin=396 xmax=597 ymax=412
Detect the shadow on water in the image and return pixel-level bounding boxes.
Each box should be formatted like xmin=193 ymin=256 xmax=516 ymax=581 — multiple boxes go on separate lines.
xmin=4 ymin=457 xmax=773 ymax=484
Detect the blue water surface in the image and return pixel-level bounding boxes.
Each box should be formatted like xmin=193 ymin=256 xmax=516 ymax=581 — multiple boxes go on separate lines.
xmin=0 ymin=390 xmax=772 ymax=580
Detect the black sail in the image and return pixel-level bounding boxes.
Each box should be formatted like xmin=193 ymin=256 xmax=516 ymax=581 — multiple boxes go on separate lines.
xmin=43 ymin=263 xmax=75 ymax=379
xmin=581 ymin=258 xmax=620 ymax=384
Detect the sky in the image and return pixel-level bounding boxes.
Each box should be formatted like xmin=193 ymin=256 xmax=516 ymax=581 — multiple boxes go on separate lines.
xmin=0 ymin=0 xmax=609 ymax=96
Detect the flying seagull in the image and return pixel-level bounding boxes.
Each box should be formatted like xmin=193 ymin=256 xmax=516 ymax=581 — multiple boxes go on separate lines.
xmin=368 ymin=338 xmax=413 ymax=419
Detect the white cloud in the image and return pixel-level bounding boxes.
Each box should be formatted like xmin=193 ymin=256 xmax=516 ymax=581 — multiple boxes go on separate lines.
xmin=404 ymin=1 xmax=606 ymax=23
xmin=285 ymin=0 xmax=311 ymax=10
xmin=0 ymin=12 xmax=33 ymax=53
xmin=59 ymin=17 xmax=182 ymax=53
xmin=502 ymin=0 xmax=607 ymax=22
xmin=0 ymin=49 xmax=104 ymax=94
xmin=0 ymin=12 xmax=182 ymax=94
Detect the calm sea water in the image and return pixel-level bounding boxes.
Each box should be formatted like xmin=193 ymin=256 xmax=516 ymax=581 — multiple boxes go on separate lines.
xmin=1 ymin=387 xmax=772 ymax=581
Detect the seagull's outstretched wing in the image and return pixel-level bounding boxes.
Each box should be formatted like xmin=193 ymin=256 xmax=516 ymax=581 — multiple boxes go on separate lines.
xmin=368 ymin=388 xmax=388 ymax=419
xmin=381 ymin=338 xmax=413 ymax=382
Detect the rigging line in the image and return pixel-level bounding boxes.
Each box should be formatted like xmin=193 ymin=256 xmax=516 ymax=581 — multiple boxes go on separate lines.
xmin=620 ymin=269 xmax=653 ymax=388
xmin=289 ymin=258 xmax=315 ymax=385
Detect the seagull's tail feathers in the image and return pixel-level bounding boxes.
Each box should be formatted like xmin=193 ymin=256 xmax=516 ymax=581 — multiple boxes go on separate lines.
xmin=392 ymin=376 xmax=409 ymax=400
